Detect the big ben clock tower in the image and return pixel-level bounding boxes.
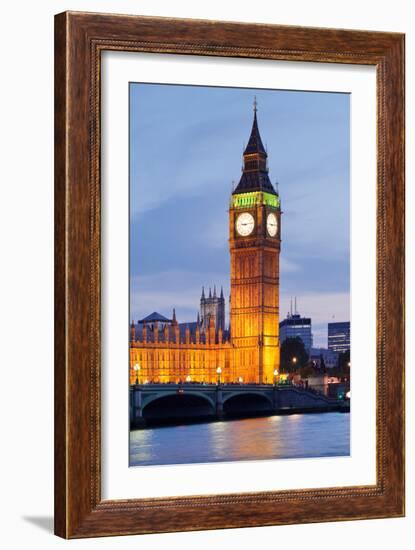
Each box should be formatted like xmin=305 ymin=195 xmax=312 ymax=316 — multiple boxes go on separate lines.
xmin=229 ymin=100 xmax=281 ymax=384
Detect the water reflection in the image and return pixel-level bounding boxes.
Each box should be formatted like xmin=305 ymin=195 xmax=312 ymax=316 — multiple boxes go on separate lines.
xmin=130 ymin=412 xmax=350 ymax=467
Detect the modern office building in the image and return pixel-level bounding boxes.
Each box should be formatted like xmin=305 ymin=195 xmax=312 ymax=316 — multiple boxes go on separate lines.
xmin=279 ymin=303 xmax=313 ymax=353
xmin=327 ymin=321 xmax=350 ymax=353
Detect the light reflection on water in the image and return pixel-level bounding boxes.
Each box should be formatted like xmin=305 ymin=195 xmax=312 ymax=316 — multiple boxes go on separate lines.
xmin=129 ymin=412 xmax=350 ymax=467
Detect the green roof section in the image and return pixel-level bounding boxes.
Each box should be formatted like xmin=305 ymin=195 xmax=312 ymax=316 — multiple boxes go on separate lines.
xmin=231 ymin=191 xmax=280 ymax=209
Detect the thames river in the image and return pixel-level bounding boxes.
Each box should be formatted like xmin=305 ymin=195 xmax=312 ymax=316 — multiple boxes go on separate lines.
xmin=130 ymin=412 xmax=350 ymax=466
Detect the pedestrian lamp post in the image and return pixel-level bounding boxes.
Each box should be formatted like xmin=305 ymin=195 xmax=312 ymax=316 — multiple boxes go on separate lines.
xmin=273 ymin=369 xmax=279 ymax=386
xmin=292 ymin=357 xmax=298 ymax=369
xmin=186 ymin=375 xmax=191 ymax=383
xmin=216 ymin=367 xmax=222 ymax=386
xmin=238 ymin=376 xmax=243 ymax=384
xmin=133 ymin=363 xmax=141 ymax=385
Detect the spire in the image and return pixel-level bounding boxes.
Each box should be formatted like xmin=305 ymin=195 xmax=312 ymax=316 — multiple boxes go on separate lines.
xmin=213 ymin=285 xmax=216 ymax=298
xmin=220 ymin=286 xmax=224 ymax=299
xmin=243 ymin=98 xmax=267 ymax=156
xmin=209 ymin=287 xmax=212 ymax=299
xmin=201 ymin=286 xmax=205 ymax=300
xmin=172 ymin=308 xmax=177 ymax=324
xmin=233 ymin=100 xmax=276 ymax=196
xmin=197 ymin=311 xmax=200 ymax=324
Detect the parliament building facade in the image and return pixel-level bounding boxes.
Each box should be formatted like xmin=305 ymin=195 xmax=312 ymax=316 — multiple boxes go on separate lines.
xmin=130 ymin=105 xmax=282 ymax=384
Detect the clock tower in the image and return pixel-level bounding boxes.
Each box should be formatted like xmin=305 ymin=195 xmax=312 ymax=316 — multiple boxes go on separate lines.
xmin=229 ymin=100 xmax=281 ymax=383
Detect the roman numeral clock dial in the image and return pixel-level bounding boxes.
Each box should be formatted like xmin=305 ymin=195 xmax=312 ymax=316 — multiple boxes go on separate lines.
xmin=267 ymin=212 xmax=278 ymax=237
xmin=236 ymin=212 xmax=255 ymax=236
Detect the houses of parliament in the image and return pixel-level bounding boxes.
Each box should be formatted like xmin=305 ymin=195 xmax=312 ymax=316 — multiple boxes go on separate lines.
xmin=130 ymin=102 xmax=282 ymax=385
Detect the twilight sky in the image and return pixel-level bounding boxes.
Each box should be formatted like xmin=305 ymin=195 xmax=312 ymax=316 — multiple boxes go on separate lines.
xmin=130 ymin=83 xmax=350 ymax=347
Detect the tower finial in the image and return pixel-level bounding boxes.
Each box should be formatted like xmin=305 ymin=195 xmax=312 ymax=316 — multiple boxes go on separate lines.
xmin=253 ymin=96 xmax=258 ymax=113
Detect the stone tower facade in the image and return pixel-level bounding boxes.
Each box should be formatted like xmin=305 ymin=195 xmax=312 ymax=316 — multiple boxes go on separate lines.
xmin=130 ymin=102 xmax=281 ymax=384
xmin=199 ymin=286 xmax=225 ymax=333
xmin=228 ymin=101 xmax=281 ymax=383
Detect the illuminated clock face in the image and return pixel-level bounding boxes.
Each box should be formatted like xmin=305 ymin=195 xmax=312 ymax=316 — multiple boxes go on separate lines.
xmin=267 ymin=212 xmax=278 ymax=237
xmin=236 ymin=212 xmax=255 ymax=236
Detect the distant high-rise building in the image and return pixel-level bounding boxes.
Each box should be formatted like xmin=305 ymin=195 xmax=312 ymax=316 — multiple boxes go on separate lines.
xmin=279 ymin=299 xmax=313 ymax=352
xmin=328 ymin=321 xmax=350 ymax=353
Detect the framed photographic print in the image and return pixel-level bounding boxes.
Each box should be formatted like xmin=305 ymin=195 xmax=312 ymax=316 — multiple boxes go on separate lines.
xmin=54 ymin=11 xmax=405 ymax=538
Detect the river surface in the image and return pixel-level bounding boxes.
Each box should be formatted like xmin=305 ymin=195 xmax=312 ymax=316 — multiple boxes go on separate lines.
xmin=129 ymin=412 xmax=350 ymax=466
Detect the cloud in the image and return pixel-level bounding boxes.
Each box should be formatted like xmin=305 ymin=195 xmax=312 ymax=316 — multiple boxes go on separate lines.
xmin=280 ymin=257 xmax=301 ymax=273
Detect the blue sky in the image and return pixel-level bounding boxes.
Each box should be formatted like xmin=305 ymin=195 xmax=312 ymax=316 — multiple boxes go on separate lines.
xmin=130 ymin=83 xmax=350 ymax=347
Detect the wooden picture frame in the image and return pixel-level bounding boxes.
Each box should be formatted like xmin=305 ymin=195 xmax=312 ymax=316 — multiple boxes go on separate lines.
xmin=54 ymin=11 xmax=405 ymax=538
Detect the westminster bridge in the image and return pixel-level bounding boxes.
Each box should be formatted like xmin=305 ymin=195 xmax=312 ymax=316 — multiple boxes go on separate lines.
xmin=130 ymin=382 xmax=347 ymax=428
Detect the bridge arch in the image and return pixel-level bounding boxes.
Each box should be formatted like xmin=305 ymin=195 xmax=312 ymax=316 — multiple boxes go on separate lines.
xmin=223 ymin=392 xmax=273 ymax=415
xmin=142 ymin=392 xmax=215 ymax=420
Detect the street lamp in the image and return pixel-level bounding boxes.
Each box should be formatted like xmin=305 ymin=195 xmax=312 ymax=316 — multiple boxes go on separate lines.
xmin=133 ymin=363 xmax=141 ymax=385
xmin=273 ymin=369 xmax=279 ymax=386
xmin=216 ymin=366 xmax=222 ymax=385
xmin=292 ymin=357 xmax=298 ymax=367
xmin=238 ymin=376 xmax=243 ymax=384
xmin=186 ymin=375 xmax=191 ymax=383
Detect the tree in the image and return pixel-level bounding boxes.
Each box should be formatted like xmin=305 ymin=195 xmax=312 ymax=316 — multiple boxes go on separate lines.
xmin=330 ymin=350 xmax=350 ymax=378
xmin=299 ymin=364 xmax=315 ymax=378
xmin=338 ymin=349 xmax=350 ymax=370
xmin=280 ymin=337 xmax=309 ymax=373
xmin=319 ymin=353 xmax=327 ymax=373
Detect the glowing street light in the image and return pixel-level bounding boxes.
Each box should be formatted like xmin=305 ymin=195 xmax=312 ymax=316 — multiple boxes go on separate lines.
xmin=186 ymin=375 xmax=191 ymax=383
xmin=292 ymin=357 xmax=298 ymax=365
xmin=216 ymin=366 xmax=222 ymax=385
xmin=238 ymin=376 xmax=243 ymax=384
xmin=133 ymin=363 xmax=141 ymax=385
xmin=273 ymin=369 xmax=279 ymax=386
